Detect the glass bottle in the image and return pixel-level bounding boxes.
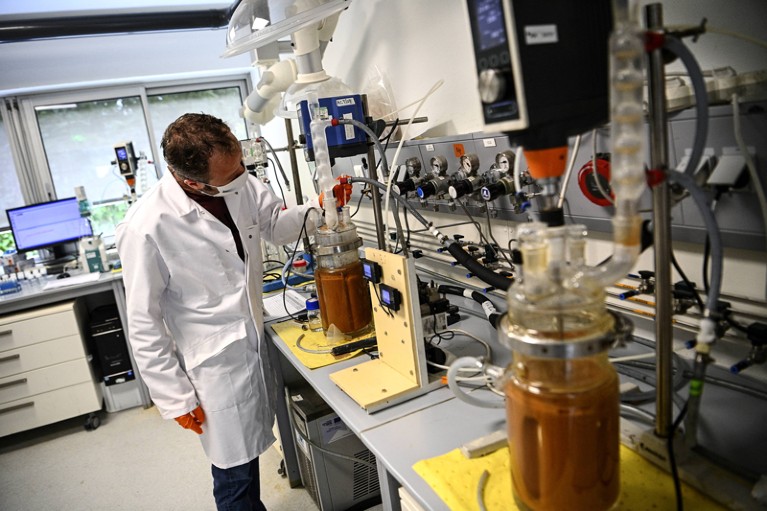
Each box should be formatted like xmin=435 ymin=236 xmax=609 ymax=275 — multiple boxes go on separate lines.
xmin=306 ymin=297 xmax=323 ymax=332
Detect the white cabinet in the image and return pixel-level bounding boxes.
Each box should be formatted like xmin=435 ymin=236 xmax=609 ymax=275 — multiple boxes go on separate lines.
xmin=0 ymin=300 xmax=102 ymax=437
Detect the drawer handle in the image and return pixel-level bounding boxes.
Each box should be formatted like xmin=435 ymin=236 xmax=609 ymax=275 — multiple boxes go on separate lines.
xmin=0 ymin=401 xmax=34 ymax=415
xmin=0 ymin=329 xmax=12 ymax=337
xmin=0 ymin=377 xmax=27 ymax=390
xmin=0 ymin=354 xmax=21 ymax=364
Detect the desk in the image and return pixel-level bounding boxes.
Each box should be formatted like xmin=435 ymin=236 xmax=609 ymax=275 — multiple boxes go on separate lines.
xmin=0 ymin=272 xmax=152 ymax=408
xmin=269 ymin=296 xmax=767 ymax=510
xmin=268 ymin=299 xmax=508 ymax=510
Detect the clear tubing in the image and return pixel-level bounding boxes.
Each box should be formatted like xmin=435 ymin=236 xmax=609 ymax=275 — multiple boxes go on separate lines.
xmin=308 ymin=92 xmax=337 ymax=230
xmin=668 ymin=169 xmax=722 ymax=447
xmin=582 ymin=18 xmax=646 ymax=288
xmin=558 ymin=135 xmax=582 ymax=209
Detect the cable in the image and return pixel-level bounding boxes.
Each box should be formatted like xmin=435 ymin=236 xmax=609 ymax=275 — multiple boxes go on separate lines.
xmin=282 ymin=208 xmax=315 ymax=322
xmin=294 ymin=429 xmax=377 ymax=469
xmin=259 ymin=136 xmax=291 ymax=191
xmin=668 ymin=402 xmax=688 ymax=511
xmin=477 ymin=470 xmax=490 ymax=511
xmin=383 ymin=80 xmax=445 ymax=238
xmin=732 ymin=93 xmax=767 ymax=299
xmin=266 ymin=157 xmax=286 ymax=207
xmin=558 ymin=133 xmax=582 ymax=209
xmin=483 ymin=203 xmax=514 ymax=268
xmin=592 ymin=129 xmax=615 ymax=205
xmin=295 ymin=334 xmax=333 ymax=355
xmin=670 ymin=251 xmax=705 ymax=313
xmin=513 ymin=145 xmax=523 ymax=193
xmin=350 ymin=187 xmax=366 ymax=218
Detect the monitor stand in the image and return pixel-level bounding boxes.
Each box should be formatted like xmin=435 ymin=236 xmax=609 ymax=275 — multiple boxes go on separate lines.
xmin=42 ymin=242 xmax=78 ymax=274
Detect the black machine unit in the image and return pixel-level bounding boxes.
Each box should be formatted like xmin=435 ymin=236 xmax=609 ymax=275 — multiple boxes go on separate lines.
xmin=467 ymin=0 xmax=613 ymax=148
xmin=89 ymin=305 xmax=135 ymax=386
xmin=289 ymin=385 xmax=381 ymax=511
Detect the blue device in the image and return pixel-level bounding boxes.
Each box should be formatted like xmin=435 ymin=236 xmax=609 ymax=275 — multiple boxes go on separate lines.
xmin=298 ymin=94 xmax=368 ymax=161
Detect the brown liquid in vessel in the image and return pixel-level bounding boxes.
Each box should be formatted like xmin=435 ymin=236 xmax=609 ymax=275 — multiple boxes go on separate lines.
xmin=505 ymin=359 xmax=620 ymax=511
xmin=315 ymin=262 xmax=372 ymax=336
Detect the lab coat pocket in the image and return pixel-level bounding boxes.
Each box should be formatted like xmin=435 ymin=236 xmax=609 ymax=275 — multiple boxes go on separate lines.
xmin=165 ymin=249 xmax=236 ymax=306
xmin=187 ymin=340 xmax=254 ymax=412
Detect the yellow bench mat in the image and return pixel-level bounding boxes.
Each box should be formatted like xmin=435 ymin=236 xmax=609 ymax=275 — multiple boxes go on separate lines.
xmin=270 ymin=319 xmax=375 ymax=369
xmin=413 ymin=445 xmax=726 ymax=511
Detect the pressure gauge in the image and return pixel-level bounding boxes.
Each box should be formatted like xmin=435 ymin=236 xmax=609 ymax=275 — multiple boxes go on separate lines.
xmin=495 ymin=150 xmax=515 ymax=171
xmin=405 ymin=157 xmax=422 ymax=177
xmin=460 ymin=154 xmax=480 ymax=174
xmin=430 ymin=155 xmax=448 ymax=176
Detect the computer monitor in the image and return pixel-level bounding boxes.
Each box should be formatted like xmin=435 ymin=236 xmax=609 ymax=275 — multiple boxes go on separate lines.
xmin=6 ymin=197 xmax=93 ymax=263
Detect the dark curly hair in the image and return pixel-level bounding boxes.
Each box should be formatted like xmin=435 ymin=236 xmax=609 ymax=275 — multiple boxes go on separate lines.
xmin=161 ymin=113 xmax=241 ymax=181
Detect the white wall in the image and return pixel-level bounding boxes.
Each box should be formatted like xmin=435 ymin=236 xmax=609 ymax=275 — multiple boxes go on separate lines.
xmin=322 ymin=0 xmax=767 ymax=138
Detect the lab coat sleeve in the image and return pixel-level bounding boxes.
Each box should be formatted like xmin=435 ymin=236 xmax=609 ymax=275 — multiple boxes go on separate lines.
xmin=116 ymin=223 xmax=199 ymax=420
xmin=252 ymin=177 xmax=320 ymax=245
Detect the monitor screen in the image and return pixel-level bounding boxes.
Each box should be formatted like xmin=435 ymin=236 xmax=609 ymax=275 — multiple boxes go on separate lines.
xmin=6 ymin=197 xmax=93 ymax=253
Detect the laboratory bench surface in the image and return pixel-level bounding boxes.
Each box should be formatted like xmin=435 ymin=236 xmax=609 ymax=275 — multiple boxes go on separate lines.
xmin=267 ymin=297 xmax=767 ymax=511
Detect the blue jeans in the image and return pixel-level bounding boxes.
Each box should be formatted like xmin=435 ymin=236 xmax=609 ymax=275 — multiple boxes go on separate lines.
xmin=211 ymin=457 xmax=267 ymax=511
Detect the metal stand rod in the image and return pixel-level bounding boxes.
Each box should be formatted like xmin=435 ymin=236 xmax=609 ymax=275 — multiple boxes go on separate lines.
xmin=284 ymin=118 xmax=304 ymax=206
xmin=645 ymin=3 xmax=674 ymax=438
xmin=362 ymin=95 xmax=387 ymax=249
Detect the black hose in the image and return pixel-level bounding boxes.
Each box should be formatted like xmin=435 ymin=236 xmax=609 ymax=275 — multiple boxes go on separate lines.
xmin=446 ymin=243 xmax=512 ymax=291
xmin=438 ymin=284 xmax=504 ymax=328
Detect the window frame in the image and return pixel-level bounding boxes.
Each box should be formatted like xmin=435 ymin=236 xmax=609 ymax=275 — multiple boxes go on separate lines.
xmin=14 ymin=74 xmax=252 ymax=205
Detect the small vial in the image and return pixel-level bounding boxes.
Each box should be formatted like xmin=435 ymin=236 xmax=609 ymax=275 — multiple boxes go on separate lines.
xmin=305 ymin=297 xmax=323 ymax=332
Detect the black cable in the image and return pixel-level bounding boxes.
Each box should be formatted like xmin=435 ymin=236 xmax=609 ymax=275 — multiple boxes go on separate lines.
xmin=282 ymin=209 xmax=314 ymax=322
xmin=483 ymin=202 xmax=514 ymax=267
xmin=264 ymin=259 xmax=285 ymax=267
xmin=670 ymin=252 xmax=705 ymax=313
xmin=267 ymin=157 xmax=287 ymax=207
xmin=350 ymin=187 xmax=366 ymax=218
xmin=668 ymin=402 xmax=688 ymax=511
xmin=403 ymin=207 xmax=412 ymax=252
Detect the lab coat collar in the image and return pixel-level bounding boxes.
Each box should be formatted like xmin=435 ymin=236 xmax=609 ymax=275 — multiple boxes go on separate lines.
xmin=159 ymin=170 xmax=245 ymax=230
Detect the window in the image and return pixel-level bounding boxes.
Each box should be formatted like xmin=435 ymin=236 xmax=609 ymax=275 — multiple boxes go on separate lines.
xmin=0 ymin=116 xmax=24 ymax=230
xmin=148 ymin=87 xmax=248 ymax=177
xmin=14 ymin=77 xmax=251 ymax=241
xmin=1 ymin=115 xmax=25 ymax=252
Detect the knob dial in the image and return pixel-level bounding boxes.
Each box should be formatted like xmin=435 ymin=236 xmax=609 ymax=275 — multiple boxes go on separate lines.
xmin=478 ymin=68 xmax=506 ymax=104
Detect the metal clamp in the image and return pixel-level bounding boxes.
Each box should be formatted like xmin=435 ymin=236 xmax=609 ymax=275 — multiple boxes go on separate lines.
xmin=314 ymin=237 xmax=363 ymax=256
xmin=500 ymin=310 xmax=634 ymax=359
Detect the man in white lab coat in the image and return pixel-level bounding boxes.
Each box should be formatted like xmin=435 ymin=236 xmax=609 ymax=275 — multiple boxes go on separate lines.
xmin=116 ymin=113 xmax=318 ymax=510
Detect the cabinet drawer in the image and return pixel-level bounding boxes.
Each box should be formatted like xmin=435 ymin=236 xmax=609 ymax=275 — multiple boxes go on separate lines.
xmin=0 ymin=358 xmax=93 ymax=405
xmin=0 ymin=335 xmax=84 ymax=379
xmin=0 ymin=381 xmax=102 ymax=438
xmin=0 ymin=302 xmax=80 ymax=351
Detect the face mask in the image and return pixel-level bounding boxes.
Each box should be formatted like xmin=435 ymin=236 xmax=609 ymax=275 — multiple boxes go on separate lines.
xmin=199 ymin=170 xmax=249 ymax=197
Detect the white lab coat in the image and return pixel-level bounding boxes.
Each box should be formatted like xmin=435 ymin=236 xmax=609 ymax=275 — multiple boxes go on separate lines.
xmin=116 ymin=171 xmax=316 ymax=468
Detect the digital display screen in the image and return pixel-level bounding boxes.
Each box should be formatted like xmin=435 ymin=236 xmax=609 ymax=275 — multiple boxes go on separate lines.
xmin=6 ymin=197 xmax=92 ymax=252
xmin=362 ymin=259 xmax=380 ymax=283
xmin=381 ymin=288 xmax=391 ymax=304
xmin=475 ymin=0 xmax=507 ymax=51
xmin=115 ymin=147 xmax=128 ymax=161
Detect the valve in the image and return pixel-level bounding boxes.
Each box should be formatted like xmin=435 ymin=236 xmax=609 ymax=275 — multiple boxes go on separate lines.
xmin=619 ymin=270 xmax=655 ymax=300
xmin=730 ymin=323 xmax=767 ymax=374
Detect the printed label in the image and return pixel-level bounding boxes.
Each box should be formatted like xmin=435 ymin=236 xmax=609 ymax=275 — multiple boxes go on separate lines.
xmin=336 ymin=97 xmax=356 ymax=106
xmin=482 ymin=138 xmax=497 ymax=148
xmin=524 ymin=24 xmax=558 ymax=45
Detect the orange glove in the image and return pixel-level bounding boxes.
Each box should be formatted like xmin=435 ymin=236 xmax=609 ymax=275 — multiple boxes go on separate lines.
xmin=318 ymin=176 xmax=353 ymax=207
xmin=174 ymin=405 xmax=205 ymax=434
xmin=333 ymin=179 xmax=353 ymax=206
